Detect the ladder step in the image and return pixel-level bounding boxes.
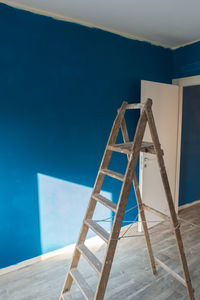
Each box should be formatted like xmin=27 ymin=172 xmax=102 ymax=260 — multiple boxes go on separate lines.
xmin=108 ymin=141 xmax=161 ymax=155
xmin=70 ymin=268 xmax=95 ymax=300
xmin=62 ymin=292 xmax=73 ymax=300
xmin=92 ymin=193 xmax=117 ymax=212
xmin=100 ymin=168 xmax=124 ymax=182
xmin=77 ymin=244 xmax=102 ymax=274
xmin=85 ymin=219 xmax=109 ymax=243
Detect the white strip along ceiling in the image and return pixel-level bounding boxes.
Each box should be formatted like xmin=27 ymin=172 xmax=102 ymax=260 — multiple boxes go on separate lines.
xmin=3 ymin=0 xmax=200 ymax=48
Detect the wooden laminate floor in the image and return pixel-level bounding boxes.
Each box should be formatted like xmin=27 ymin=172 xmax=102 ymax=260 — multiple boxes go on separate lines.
xmin=0 ymin=204 xmax=200 ymax=300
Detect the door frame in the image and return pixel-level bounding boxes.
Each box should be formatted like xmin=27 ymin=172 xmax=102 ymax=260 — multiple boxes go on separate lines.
xmin=172 ymin=75 xmax=200 ymax=209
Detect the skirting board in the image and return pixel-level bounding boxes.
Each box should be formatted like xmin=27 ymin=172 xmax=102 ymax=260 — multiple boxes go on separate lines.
xmin=178 ymin=199 xmax=200 ymax=211
xmin=0 ymin=223 xmax=137 ymax=277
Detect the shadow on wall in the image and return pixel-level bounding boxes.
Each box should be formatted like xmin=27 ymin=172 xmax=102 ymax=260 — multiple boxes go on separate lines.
xmin=37 ymin=173 xmax=112 ymax=254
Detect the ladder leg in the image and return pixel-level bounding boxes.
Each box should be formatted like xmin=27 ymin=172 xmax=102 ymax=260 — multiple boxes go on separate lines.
xmin=132 ymin=171 xmax=157 ymax=275
xmin=95 ymin=106 xmax=148 ymax=300
xmin=61 ymin=102 xmax=128 ymax=295
xmin=120 ymin=115 xmax=157 ymax=275
xmin=145 ymin=99 xmax=195 ymax=300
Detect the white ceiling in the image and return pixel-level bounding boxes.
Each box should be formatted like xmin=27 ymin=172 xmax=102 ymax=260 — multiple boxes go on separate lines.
xmin=3 ymin=0 xmax=200 ymax=48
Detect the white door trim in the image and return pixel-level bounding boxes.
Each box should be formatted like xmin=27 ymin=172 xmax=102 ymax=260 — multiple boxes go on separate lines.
xmin=172 ymin=75 xmax=200 ymax=208
xmin=173 ymin=75 xmax=200 ymax=87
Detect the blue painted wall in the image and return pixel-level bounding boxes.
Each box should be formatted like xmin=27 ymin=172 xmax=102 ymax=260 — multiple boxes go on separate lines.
xmin=173 ymin=42 xmax=200 ymax=206
xmin=0 ymin=3 xmax=173 ymax=269
xmin=173 ymin=41 xmax=200 ymax=78
xmin=179 ymin=86 xmax=200 ymax=206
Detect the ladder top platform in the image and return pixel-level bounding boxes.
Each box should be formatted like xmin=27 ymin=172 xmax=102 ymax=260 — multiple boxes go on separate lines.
xmin=108 ymin=141 xmax=163 ymax=155
xmin=125 ymin=103 xmax=144 ymax=109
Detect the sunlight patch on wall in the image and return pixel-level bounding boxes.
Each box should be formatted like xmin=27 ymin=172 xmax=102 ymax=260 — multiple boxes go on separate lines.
xmin=37 ymin=173 xmax=112 ymax=254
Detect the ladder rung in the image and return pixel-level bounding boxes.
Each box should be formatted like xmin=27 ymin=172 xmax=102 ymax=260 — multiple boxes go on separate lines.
xmin=85 ymin=219 xmax=109 ymax=243
xmin=70 ymin=268 xmax=95 ymax=300
xmin=108 ymin=141 xmax=161 ymax=155
xmin=92 ymin=193 xmax=117 ymax=212
xmin=100 ymin=168 xmax=124 ymax=182
xmin=154 ymin=257 xmax=186 ymax=287
xmin=142 ymin=203 xmax=170 ymax=221
xmin=62 ymin=292 xmax=73 ymax=300
xmin=77 ymin=244 xmax=102 ymax=274
xmin=126 ymin=103 xmax=144 ymax=109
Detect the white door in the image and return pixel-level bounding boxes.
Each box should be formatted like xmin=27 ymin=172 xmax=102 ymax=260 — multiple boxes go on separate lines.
xmin=139 ymin=80 xmax=180 ymax=230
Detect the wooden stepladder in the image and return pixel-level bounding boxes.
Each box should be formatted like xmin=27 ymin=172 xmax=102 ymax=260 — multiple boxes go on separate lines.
xmin=60 ymin=99 xmax=195 ymax=300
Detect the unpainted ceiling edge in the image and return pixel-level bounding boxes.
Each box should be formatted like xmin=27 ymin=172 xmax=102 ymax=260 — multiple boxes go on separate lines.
xmin=171 ymin=39 xmax=200 ymax=50
xmin=2 ymin=0 xmax=199 ymax=50
xmin=1 ymin=0 xmax=172 ymax=49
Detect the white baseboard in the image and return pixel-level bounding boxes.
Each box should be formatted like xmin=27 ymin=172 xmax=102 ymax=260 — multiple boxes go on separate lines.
xmin=178 ymin=199 xmax=200 ymax=211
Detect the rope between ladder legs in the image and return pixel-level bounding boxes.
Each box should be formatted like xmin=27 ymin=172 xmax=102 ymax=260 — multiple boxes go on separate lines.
xmin=93 ymin=203 xmax=200 ymax=240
